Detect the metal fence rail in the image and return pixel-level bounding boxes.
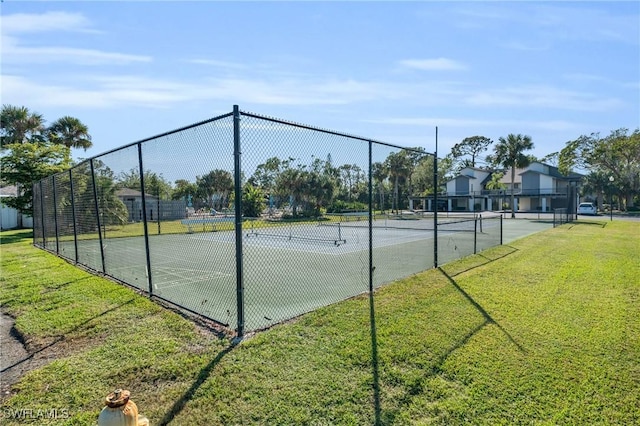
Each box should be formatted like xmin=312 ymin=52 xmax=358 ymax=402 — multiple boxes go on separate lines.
xmin=32 ymin=106 xmax=503 ymax=337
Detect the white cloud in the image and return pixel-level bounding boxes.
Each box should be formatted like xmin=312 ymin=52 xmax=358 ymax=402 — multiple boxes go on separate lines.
xmin=188 ymin=59 xmax=248 ymax=69
xmin=368 ymin=117 xmax=579 ymax=132
xmin=399 ymin=58 xmax=467 ymax=71
xmin=1 ymin=11 xmax=96 ymax=34
xmin=1 ymin=11 xmax=150 ymax=66
xmin=454 ymin=3 xmax=639 ymax=45
xmin=2 ymin=38 xmax=152 ymax=65
xmin=0 ymin=73 xmax=405 ymax=109
xmin=464 ymin=86 xmax=625 ymax=112
xmin=1 ymin=75 xmax=184 ymax=108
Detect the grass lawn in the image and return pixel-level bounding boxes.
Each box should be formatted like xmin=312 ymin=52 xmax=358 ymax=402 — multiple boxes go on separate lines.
xmin=1 ymin=220 xmax=638 ymax=425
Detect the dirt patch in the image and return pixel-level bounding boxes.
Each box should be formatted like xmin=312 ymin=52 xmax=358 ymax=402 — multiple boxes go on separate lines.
xmin=1 ymin=313 xmax=30 ymax=400
xmin=0 ymin=313 xmax=95 ymax=403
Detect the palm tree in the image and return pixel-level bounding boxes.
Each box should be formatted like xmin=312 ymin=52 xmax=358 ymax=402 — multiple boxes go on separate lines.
xmin=385 ymin=151 xmax=411 ymax=214
xmin=372 ymin=162 xmax=388 ymax=212
xmin=276 ymin=167 xmax=308 ymax=217
xmin=197 ymin=169 xmax=234 ymax=210
xmin=47 ymin=116 xmax=92 ymax=150
xmin=488 ymin=134 xmax=534 ymax=218
xmin=0 ymin=105 xmax=45 ymax=147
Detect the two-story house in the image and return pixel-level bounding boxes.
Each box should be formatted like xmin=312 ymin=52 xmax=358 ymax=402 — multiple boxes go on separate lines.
xmin=496 ymin=162 xmax=583 ymax=213
xmin=444 ymin=167 xmax=494 ymax=212
xmin=425 ymin=162 xmax=583 ymax=213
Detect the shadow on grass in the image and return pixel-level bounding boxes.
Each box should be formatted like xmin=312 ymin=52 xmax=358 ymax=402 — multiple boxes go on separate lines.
xmin=571 ymin=220 xmax=608 ymax=228
xmin=40 ymin=276 xmax=94 ymax=293
xmin=382 ymin=318 xmax=491 ymax=425
xmin=1 ymin=298 xmax=136 ymax=375
xmin=445 ymin=245 xmax=519 ymax=277
xmin=158 ymin=341 xmax=237 ymax=426
xmin=0 ymin=230 xmax=33 ymax=245
xmin=438 ymin=268 xmax=525 ymax=353
xmin=369 ymin=291 xmax=381 ymax=426
xmin=377 ymin=265 xmax=529 ymax=424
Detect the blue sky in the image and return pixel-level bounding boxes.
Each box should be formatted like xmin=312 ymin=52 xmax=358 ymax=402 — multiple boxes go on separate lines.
xmin=2 ymin=1 xmax=639 ymax=168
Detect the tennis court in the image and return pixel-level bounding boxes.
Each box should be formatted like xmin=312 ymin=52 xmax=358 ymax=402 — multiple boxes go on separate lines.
xmin=69 ymin=215 xmax=511 ymax=331
xmin=31 ymin=108 xmax=555 ymax=335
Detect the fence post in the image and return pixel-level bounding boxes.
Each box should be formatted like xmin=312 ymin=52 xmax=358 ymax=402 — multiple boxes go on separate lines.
xmin=500 ymin=215 xmax=503 ymax=245
xmin=138 ymin=143 xmax=154 ymax=297
xmin=39 ymin=180 xmax=46 ymax=249
xmin=234 ymin=105 xmax=245 ymax=338
xmin=368 ymin=140 xmax=374 ymax=293
xmin=52 ymin=175 xmax=60 ymax=254
xmin=69 ymin=169 xmax=79 ymax=263
xmin=433 ymin=127 xmax=438 ymax=268
xmin=474 ymin=216 xmax=477 ymax=254
xmin=157 ymin=187 xmax=161 ymax=235
xmin=90 ymin=159 xmax=106 ymax=273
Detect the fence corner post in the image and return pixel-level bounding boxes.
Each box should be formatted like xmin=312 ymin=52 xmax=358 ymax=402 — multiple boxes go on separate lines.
xmin=233 ymin=105 xmax=245 ymax=338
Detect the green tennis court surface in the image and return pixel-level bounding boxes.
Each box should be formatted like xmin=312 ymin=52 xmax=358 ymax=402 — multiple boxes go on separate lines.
xmin=71 ymin=217 xmax=546 ymax=331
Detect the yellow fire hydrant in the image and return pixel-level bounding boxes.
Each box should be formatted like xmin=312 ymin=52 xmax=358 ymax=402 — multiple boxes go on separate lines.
xmin=97 ymin=389 xmax=149 ymax=426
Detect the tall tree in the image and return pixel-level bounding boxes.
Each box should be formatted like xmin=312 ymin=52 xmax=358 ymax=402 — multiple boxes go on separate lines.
xmin=0 ymin=143 xmax=71 ymax=215
xmin=1 ymin=105 xmax=91 ymax=225
xmin=197 ymin=169 xmax=234 ymax=210
xmin=118 ymin=169 xmax=172 ymax=199
xmin=0 ymin=105 xmax=45 ymax=147
xmin=339 ymin=164 xmax=359 ymax=201
xmin=384 ymin=151 xmax=411 ymax=213
xmin=371 ymin=162 xmax=388 ymax=212
xmin=275 ymin=166 xmax=308 ymax=217
xmin=412 ymin=154 xmax=454 ymax=205
xmin=487 ymin=134 xmax=534 ymax=218
xmin=451 ymin=136 xmax=493 ymax=170
xmin=405 ymin=147 xmax=428 ymax=197
xmin=307 ymin=169 xmax=336 ymax=216
xmin=47 ymin=116 xmax=92 ymax=150
xmin=172 ymin=179 xmax=198 ymax=202
xmin=559 ymin=128 xmax=640 ymax=210
xmin=580 ymin=171 xmax=612 ymax=211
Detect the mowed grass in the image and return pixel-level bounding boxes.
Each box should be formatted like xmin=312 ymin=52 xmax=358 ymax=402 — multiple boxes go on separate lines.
xmin=0 ymin=220 xmax=638 ymax=425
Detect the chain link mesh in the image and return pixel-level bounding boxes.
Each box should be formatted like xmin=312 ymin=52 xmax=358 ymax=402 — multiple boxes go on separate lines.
xmin=31 ymin=108 xmax=505 ymax=335
xmin=54 ymin=171 xmax=75 ymax=261
xmin=41 ymin=175 xmax=56 ymax=251
xmin=240 ymin=113 xmax=371 ymax=331
xmin=32 ymin=182 xmax=44 ymax=247
xmin=71 ymin=162 xmax=102 ymax=271
xmin=140 ymin=115 xmax=237 ymax=327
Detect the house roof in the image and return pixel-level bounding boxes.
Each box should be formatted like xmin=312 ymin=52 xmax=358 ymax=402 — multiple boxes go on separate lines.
xmin=115 ymin=188 xmax=158 ymax=199
xmin=499 ymin=162 xmax=584 ymax=184
xmin=0 ymin=186 xmax=18 ymax=197
xmin=447 ymin=167 xmax=491 ymax=183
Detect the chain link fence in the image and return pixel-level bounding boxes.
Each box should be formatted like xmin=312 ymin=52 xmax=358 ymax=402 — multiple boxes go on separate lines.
xmin=32 ymin=106 xmax=502 ymax=336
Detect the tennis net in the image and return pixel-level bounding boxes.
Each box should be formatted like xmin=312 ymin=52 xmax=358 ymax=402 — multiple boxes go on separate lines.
xmin=321 ymin=213 xmax=487 ymax=233
xmin=245 ymin=220 xmax=347 ymax=245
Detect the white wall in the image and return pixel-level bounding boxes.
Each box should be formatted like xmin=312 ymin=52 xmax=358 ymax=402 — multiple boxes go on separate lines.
xmin=0 ymin=200 xmax=33 ymax=230
xmin=1 ymin=204 xmax=18 ymax=229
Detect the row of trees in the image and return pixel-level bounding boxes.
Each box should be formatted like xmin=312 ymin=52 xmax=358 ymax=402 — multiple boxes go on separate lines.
xmin=3 ymin=104 xmax=639 ymax=224
xmin=1 ymin=105 xmax=93 ymax=222
xmin=559 ymin=128 xmax=640 ymax=210
xmin=135 ymin=152 xmax=446 ymax=219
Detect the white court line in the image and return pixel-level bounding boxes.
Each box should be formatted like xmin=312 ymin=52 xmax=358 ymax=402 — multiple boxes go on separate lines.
xmin=238 ymin=228 xmax=438 ymax=256
xmin=153 ymin=268 xmax=232 ymax=290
